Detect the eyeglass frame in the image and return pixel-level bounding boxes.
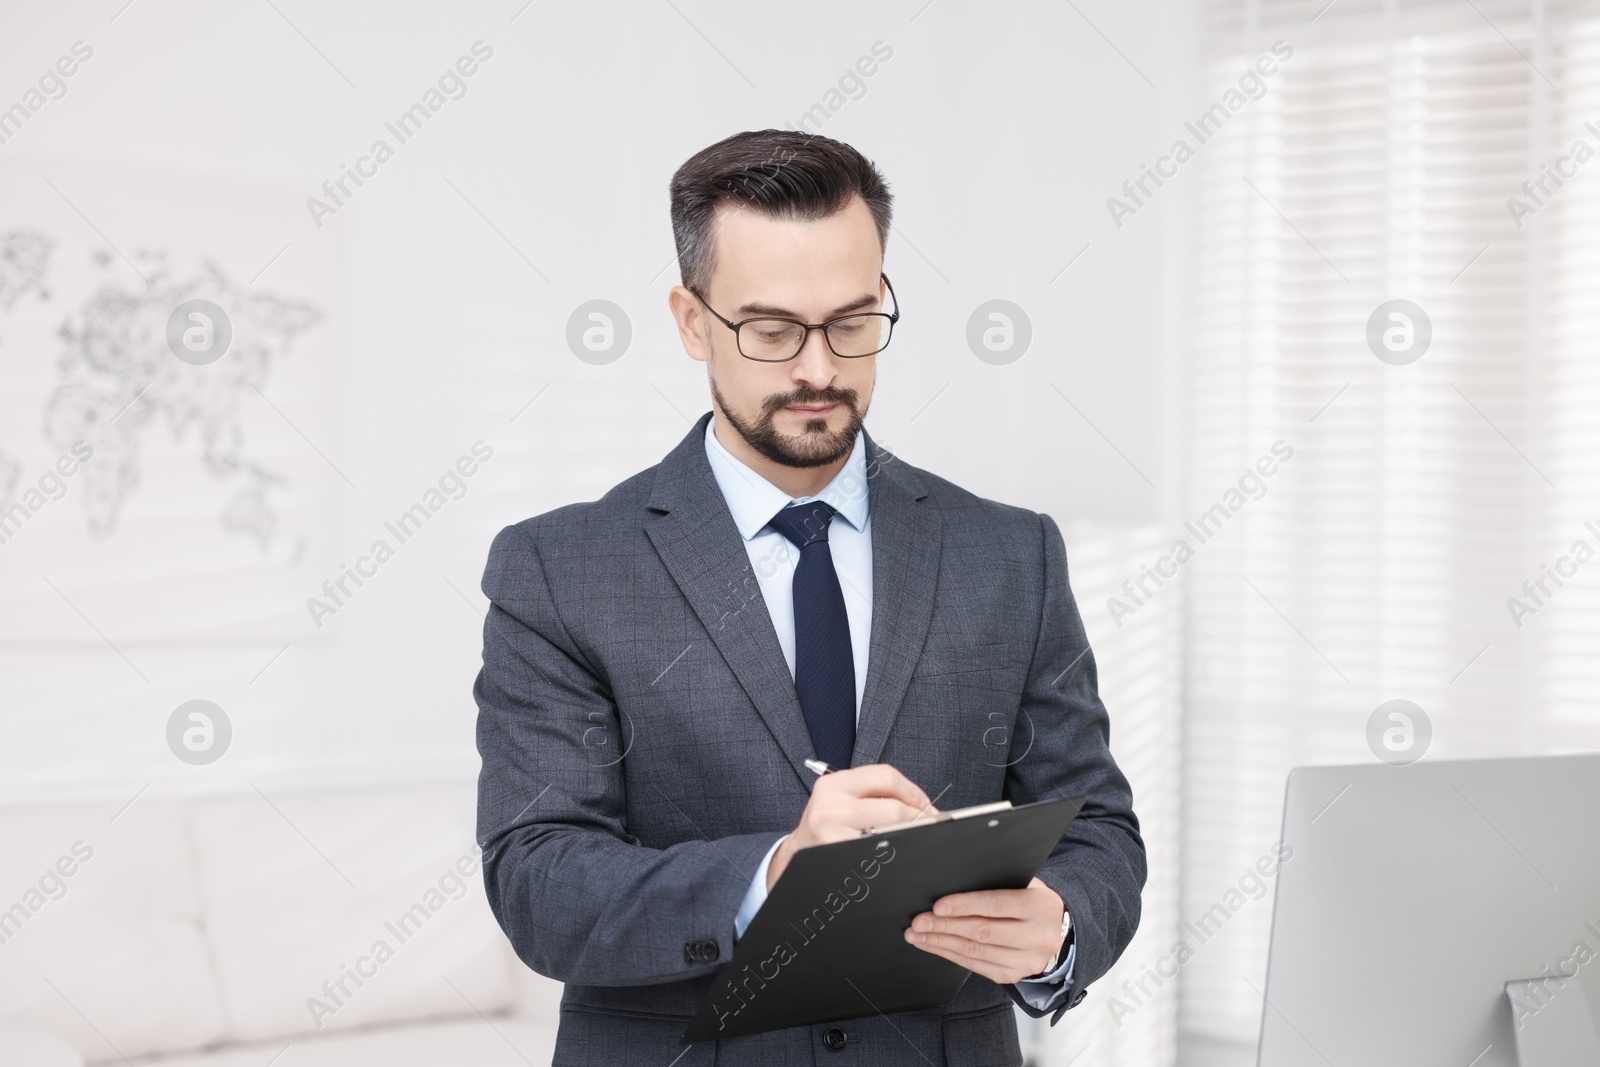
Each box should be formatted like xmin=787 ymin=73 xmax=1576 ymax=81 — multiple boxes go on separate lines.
xmin=687 ymin=273 xmax=900 ymax=363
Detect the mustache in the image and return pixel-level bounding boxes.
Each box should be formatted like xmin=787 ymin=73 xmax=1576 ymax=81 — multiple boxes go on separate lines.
xmin=764 ymin=386 xmax=857 ymax=414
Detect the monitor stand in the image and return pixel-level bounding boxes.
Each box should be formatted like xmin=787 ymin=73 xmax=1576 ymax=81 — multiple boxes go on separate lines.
xmin=1505 ymin=975 xmax=1600 ymax=1065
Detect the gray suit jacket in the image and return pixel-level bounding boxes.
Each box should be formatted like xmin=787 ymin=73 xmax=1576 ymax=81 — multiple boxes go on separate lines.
xmin=474 ymin=410 xmax=1144 ymax=1066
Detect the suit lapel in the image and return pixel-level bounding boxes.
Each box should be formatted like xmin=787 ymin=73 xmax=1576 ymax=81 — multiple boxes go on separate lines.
xmin=643 ymin=412 xmax=941 ymax=783
xmin=645 ymin=413 xmax=819 ymax=784
xmin=851 ymin=432 xmax=941 ymax=767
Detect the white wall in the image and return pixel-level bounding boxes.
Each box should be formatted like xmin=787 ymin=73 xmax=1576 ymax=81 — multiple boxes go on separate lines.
xmin=0 ymin=0 xmax=1181 ymax=794
xmin=0 ymin=3 xmax=1189 ymax=1063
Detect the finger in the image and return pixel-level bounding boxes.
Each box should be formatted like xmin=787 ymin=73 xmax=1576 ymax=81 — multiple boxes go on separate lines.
xmin=830 ymin=796 xmax=934 ymax=833
xmin=830 ymin=764 xmax=931 ymax=810
xmin=932 ymin=887 xmax=1031 ymax=919
xmin=910 ymin=914 xmax=1033 ymax=950
xmin=831 ymin=764 xmax=933 ymax=811
xmin=903 ymin=928 xmax=1040 ymax=974
xmin=904 ymin=938 xmax=1010 ymax=984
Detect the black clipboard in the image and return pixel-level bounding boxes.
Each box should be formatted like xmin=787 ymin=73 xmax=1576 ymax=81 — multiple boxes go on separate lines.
xmin=681 ymin=795 xmax=1083 ymax=1044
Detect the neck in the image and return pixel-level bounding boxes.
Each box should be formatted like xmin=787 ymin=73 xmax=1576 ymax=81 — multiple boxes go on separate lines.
xmin=712 ymin=413 xmax=851 ymax=500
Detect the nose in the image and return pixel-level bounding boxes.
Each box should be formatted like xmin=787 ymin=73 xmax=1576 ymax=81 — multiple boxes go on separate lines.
xmin=789 ymin=326 xmax=840 ymax=390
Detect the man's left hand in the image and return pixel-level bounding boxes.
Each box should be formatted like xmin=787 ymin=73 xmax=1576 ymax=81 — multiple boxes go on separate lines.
xmin=903 ymin=876 xmax=1066 ymax=985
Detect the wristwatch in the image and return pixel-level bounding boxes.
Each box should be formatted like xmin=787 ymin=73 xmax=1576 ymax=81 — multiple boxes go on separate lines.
xmin=1024 ymin=909 xmax=1074 ymax=983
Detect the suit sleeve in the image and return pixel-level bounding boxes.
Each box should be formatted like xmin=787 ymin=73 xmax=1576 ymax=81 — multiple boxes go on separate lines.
xmin=1014 ymin=935 xmax=1076 ymax=1010
xmin=474 ymin=522 xmax=786 ymax=987
xmin=1001 ymin=511 xmax=1147 ymax=1024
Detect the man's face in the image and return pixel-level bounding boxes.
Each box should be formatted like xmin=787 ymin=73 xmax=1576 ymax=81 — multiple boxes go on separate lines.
xmin=675 ymin=194 xmax=884 ymax=469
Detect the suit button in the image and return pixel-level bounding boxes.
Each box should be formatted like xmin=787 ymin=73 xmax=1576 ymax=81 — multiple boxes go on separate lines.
xmin=1069 ymin=988 xmax=1087 ymax=1008
xmin=822 ymin=1026 xmax=848 ymax=1050
xmin=683 ymin=940 xmax=719 ymax=965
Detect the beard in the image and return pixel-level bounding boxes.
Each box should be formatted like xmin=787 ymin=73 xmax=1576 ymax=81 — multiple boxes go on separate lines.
xmin=709 ymin=375 xmax=868 ymax=469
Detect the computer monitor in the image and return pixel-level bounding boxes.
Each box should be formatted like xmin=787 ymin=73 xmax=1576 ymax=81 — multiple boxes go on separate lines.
xmin=1258 ymin=754 xmax=1600 ymax=1066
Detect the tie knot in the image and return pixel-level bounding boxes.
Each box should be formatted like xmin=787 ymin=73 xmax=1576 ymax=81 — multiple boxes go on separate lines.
xmin=768 ymin=500 xmax=838 ymax=548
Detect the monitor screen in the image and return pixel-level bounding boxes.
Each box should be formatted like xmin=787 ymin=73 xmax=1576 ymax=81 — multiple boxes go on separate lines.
xmin=1259 ymin=754 xmax=1600 ymax=1066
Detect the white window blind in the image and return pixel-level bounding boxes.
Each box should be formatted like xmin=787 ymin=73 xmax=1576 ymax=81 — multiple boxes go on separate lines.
xmin=1186 ymin=0 xmax=1600 ymax=1050
xmin=1018 ymin=524 xmax=1182 ymax=1067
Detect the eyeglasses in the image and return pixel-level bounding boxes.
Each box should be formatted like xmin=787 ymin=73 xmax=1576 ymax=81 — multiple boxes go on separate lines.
xmin=689 ymin=274 xmax=899 ymax=363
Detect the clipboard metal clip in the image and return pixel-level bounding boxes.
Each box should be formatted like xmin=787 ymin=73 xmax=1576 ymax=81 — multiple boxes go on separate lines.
xmin=865 ymin=799 xmax=1013 ymax=836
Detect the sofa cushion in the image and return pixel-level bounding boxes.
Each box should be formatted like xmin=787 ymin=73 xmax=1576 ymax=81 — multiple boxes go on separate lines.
xmin=187 ymin=783 xmax=517 ymax=1044
xmin=0 ymin=1020 xmax=84 ymax=1067
xmin=0 ymin=798 xmax=228 ymax=1061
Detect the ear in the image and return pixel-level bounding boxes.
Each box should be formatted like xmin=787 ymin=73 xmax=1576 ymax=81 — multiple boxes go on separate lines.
xmin=669 ymin=285 xmax=712 ymax=364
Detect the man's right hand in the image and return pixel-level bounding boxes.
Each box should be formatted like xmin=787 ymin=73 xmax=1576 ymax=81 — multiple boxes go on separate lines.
xmin=766 ymin=763 xmax=937 ymax=891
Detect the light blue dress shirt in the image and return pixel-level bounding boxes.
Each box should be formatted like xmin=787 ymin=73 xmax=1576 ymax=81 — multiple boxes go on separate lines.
xmin=701 ymin=416 xmax=1075 ymax=1009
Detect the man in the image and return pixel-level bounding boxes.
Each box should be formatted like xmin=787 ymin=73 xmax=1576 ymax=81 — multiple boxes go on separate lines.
xmin=475 ymin=129 xmax=1144 ymax=1065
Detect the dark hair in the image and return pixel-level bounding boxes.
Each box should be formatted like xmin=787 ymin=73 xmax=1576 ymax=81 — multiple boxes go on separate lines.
xmin=669 ymin=129 xmax=893 ymax=292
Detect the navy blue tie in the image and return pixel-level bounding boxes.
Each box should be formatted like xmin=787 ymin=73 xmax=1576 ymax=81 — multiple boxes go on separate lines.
xmin=767 ymin=500 xmax=856 ymax=769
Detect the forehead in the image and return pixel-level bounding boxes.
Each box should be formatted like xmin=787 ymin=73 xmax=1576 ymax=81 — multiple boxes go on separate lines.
xmin=706 ymin=195 xmax=882 ymax=299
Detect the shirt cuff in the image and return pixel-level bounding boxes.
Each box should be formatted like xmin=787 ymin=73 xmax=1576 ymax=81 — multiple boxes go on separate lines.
xmin=1013 ymin=937 xmax=1077 ymax=1011
xmin=734 ymin=834 xmax=788 ymax=940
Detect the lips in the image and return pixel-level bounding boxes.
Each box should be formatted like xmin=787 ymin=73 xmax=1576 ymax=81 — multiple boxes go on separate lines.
xmin=787 ymin=403 xmax=836 ymax=415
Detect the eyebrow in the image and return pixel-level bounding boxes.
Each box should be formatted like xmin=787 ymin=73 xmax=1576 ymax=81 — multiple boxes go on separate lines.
xmin=735 ymin=290 xmax=880 ymax=319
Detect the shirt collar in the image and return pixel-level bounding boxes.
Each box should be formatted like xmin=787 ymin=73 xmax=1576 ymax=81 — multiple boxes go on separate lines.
xmin=703 ymin=413 xmax=870 ymax=542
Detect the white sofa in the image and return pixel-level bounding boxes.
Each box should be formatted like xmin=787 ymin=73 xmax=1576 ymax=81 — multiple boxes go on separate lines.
xmin=0 ymin=782 xmax=562 ymax=1066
